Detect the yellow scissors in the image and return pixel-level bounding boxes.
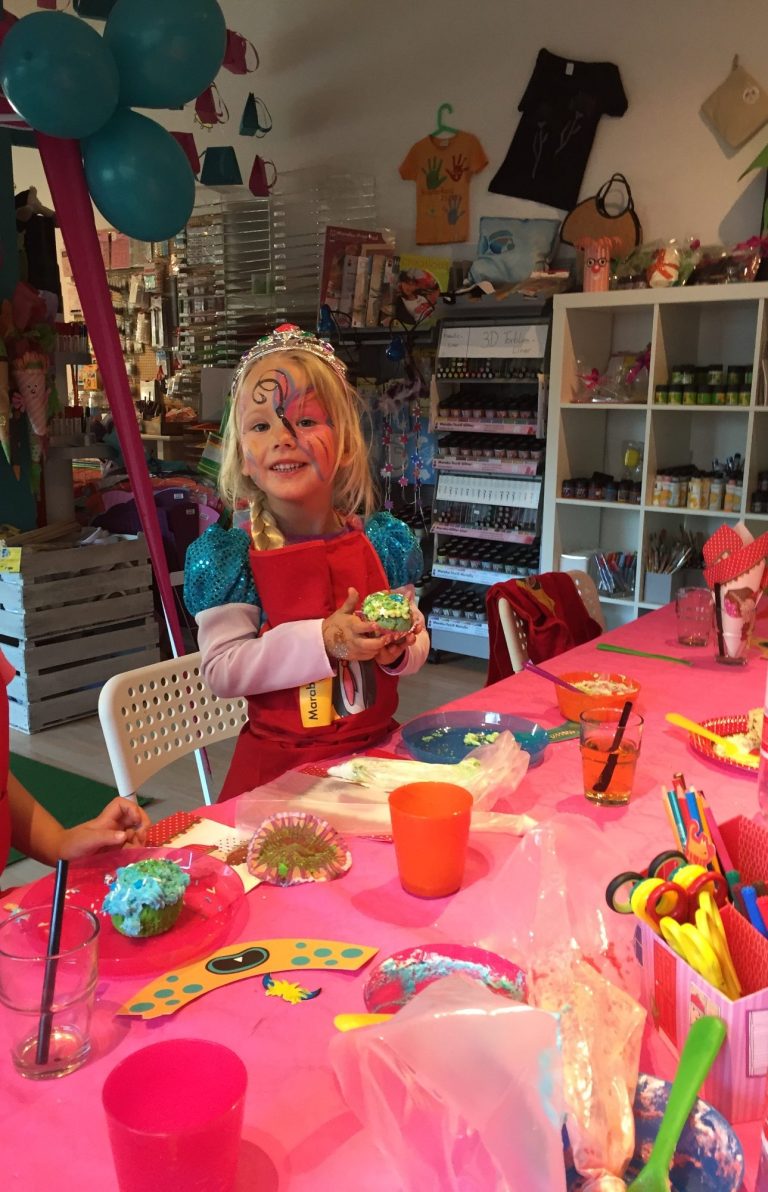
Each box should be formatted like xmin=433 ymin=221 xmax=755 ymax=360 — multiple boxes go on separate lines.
xmin=659 ymin=917 xmax=729 ymax=995
xmin=658 ymin=891 xmax=741 ymax=1000
xmin=695 ymin=891 xmax=741 ymax=1000
xmin=629 ymin=865 xmax=741 ymax=1000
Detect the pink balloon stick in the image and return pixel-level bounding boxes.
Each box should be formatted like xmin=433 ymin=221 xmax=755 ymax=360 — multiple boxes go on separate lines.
xmin=36 ymin=133 xmax=185 ymax=657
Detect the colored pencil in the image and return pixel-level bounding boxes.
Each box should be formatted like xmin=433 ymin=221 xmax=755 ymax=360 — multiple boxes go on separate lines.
xmin=741 ymin=886 xmax=768 ymax=938
xmin=664 ymin=788 xmax=687 ymax=849
xmin=698 ymin=794 xmax=735 ymax=873
xmin=693 ymin=791 xmax=723 ymax=875
xmin=677 ymin=794 xmax=694 ymax=851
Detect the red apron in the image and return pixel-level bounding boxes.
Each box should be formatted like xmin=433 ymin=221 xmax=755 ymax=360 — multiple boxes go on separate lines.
xmin=0 ymin=651 xmax=14 ymax=875
xmin=218 ymin=532 xmax=399 ymax=800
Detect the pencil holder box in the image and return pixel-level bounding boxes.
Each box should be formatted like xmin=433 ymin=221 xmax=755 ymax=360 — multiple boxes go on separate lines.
xmin=642 ymin=570 xmax=686 ymax=605
xmin=635 ymin=814 xmax=768 ymax=1122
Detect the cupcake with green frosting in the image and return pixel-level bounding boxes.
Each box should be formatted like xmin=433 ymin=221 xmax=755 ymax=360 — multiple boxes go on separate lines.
xmin=361 ymin=590 xmax=412 ymax=634
xmin=102 ymin=858 xmax=190 ymax=938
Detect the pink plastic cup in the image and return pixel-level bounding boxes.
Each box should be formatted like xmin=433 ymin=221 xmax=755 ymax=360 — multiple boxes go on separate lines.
xmin=102 ymin=1038 xmax=247 ymax=1192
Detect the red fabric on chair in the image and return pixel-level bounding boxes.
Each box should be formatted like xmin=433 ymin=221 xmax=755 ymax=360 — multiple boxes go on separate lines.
xmin=485 ymin=572 xmax=602 ymax=684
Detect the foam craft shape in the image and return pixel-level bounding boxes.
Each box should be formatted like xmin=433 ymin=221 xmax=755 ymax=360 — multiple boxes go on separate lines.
xmin=37 ymin=133 xmax=184 ymax=656
xmin=117 ymin=939 xmax=378 ymax=1018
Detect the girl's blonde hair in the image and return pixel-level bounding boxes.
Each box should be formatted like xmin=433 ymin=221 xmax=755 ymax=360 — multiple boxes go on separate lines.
xmin=218 ymin=349 xmax=375 ymax=549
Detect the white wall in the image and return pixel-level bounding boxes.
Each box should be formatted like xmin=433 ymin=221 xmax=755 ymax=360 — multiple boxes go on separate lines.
xmin=10 ymin=0 xmax=768 ymax=253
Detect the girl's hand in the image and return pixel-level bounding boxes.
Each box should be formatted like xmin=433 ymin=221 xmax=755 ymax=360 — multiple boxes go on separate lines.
xmin=377 ymin=601 xmax=424 ymax=667
xmin=322 ymin=587 xmax=389 ymax=663
xmin=59 ymin=797 xmax=151 ymax=861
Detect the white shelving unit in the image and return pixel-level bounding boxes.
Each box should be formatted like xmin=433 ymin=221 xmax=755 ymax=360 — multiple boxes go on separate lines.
xmin=428 ymin=315 xmax=550 ymax=659
xmin=541 ymin=283 xmax=768 ymax=627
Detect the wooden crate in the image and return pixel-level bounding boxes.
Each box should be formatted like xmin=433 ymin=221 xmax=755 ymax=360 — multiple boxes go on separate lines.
xmin=0 ymin=536 xmax=160 ymax=733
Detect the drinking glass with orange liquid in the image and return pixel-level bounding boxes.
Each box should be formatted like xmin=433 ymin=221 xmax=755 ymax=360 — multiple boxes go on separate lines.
xmin=579 ymin=707 xmax=644 ymax=805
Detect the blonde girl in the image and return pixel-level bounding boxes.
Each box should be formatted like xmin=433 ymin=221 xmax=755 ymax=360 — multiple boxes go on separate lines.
xmin=184 ymin=324 xmax=428 ymax=798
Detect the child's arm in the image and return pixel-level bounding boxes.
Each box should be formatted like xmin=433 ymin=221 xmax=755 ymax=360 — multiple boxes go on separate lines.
xmin=9 ymin=774 xmax=150 ymax=866
xmin=196 ymin=604 xmax=335 ymax=697
xmin=379 ymin=603 xmax=430 ymax=674
xmin=187 ymin=528 xmax=388 ymax=697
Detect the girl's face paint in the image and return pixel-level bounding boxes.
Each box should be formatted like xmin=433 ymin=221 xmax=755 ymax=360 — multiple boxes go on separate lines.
xmin=239 ymin=358 xmax=339 ymax=512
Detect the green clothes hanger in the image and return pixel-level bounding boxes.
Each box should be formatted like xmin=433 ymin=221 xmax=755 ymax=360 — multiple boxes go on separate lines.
xmin=431 ymin=102 xmax=458 ymax=137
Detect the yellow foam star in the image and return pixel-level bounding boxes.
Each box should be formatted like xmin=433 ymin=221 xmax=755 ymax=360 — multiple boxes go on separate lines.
xmin=265 ymin=979 xmax=311 ymax=1005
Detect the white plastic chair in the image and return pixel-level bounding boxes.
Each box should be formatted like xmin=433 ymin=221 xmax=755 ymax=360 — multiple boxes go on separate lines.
xmin=497 ymin=570 xmax=605 ymax=674
xmin=98 ymin=652 xmax=248 ymax=805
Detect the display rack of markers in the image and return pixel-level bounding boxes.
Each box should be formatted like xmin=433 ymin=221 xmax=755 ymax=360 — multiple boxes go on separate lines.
xmin=431 ymin=314 xmax=551 ymax=658
xmin=435 ymin=359 xmax=541 ymax=381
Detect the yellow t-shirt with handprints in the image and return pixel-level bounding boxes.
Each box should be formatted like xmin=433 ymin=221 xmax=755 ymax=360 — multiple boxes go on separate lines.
xmin=399 ymin=131 xmax=488 ymax=245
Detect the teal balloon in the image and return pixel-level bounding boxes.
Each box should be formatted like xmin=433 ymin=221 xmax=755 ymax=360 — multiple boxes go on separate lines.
xmin=0 ymin=11 xmax=119 ymax=138
xmin=83 ymin=109 xmax=195 ymax=242
xmin=104 ymin=0 xmax=226 ymax=109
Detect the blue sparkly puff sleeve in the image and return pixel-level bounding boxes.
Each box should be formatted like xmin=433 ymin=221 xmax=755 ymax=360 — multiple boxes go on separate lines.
xmin=184 ymin=524 xmax=260 ymax=616
xmin=365 ymin=513 xmax=423 ymax=588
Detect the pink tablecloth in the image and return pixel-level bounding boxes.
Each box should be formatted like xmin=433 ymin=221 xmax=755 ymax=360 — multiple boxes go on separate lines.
xmin=3 ymin=605 xmax=766 ymax=1189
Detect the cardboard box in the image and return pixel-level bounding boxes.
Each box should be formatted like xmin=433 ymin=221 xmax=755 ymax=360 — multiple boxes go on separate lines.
xmin=636 ymin=815 xmax=768 ymax=1122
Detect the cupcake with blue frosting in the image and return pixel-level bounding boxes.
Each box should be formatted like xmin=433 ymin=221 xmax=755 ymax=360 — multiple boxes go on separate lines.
xmin=102 ymin=858 xmax=190 ymax=938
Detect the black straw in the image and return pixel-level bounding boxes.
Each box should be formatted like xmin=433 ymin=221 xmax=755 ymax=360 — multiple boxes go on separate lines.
xmin=35 ymin=859 xmax=68 ymax=1066
xmin=713 ymin=582 xmax=726 ymax=657
xmin=592 ymin=700 xmax=633 ymax=794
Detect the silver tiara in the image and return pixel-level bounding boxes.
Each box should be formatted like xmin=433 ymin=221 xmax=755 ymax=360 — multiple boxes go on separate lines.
xmin=231 ymin=323 xmax=347 ymax=394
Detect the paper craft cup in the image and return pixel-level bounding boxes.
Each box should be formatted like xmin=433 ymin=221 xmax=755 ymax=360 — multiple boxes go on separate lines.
xmin=388 ymin=782 xmax=472 ymax=898
xmin=102 ymin=1038 xmax=247 ymax=1192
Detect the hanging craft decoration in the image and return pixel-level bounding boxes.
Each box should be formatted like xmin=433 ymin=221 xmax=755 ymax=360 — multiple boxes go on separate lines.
xmin=223 ymin=29 xmax=259 ymax=75
xmin=170 ymin=131 xmax=202 ymax=177
xmin=560 ymin=174 xmax=642 ymax=262
xmin=0 ymin=1 xmax=227 ymax=243
xmin=0 ymin=290 xmax=58 ymax=490
xmin=199 ymin=146 xmax=243 ymax=188
xmin=239 ymin=94 xmax=272 ymax=138
xmin=117 ymin=938 xmax=378 ymax=1018
xmin=194 ymin=83 xmax=229 ymax=129
xmin=248 ymin=154 xmax=277 ymax=198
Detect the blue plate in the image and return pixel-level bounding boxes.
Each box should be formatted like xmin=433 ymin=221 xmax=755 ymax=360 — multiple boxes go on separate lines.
xmin=564 ymin=1073 xmax=744 ymax=1191
xmin=400 ymin=710 xmax=548 ymax=767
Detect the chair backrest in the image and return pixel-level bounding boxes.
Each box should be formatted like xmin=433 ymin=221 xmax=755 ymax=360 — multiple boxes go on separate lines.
xmin=98 ymin=651 xmax=248 ymax=798
xmin=496 ymin=570 xmax=605 ymax=673
xmin=567 ymin=570 xmax=606 ymax=630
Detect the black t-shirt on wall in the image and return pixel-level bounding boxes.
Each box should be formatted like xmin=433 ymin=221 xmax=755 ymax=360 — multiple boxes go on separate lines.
xmin=488 ymin=48 xmax=628 ymax=211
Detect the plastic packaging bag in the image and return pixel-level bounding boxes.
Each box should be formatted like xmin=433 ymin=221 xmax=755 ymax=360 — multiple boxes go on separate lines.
xmin=235 ymin=758 xmax=536 ymax=840
xmin=436 ymin=817 xmax=645 ymax=1188
xmin=331 ymin=973 xmax=567 ymax=1192
xmin=531 ymin=958 xmax=645 ymax=1187
xmin=326 ymin=729 xmax=529 ymax=809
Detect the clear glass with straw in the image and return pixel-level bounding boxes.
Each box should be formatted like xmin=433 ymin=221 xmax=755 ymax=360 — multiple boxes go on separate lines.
xmin=0 ymin=861 xmax=99 ymax=1078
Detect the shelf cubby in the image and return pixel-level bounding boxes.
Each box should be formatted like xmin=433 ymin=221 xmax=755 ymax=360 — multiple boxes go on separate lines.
xmin=542 ymin=284 xmax=768 ymax=624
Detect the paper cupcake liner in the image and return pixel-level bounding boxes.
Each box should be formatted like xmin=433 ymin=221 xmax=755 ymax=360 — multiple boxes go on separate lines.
xmin=246 ymin=811 xmax=352 ymax=886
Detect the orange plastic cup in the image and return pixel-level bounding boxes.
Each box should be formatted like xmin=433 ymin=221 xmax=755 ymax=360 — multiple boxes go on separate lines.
xmin=388 ymin=782 xmax=473 ymax=898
